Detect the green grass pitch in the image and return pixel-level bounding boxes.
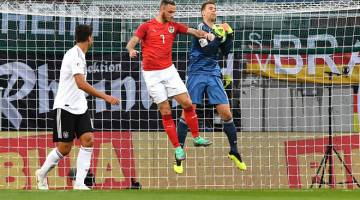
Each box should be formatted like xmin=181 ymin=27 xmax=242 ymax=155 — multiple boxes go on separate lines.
xmin=0 ymin=189 xmax=359 ymax=200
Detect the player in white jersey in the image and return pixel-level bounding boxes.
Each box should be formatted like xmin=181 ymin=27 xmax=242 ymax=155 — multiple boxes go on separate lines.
xmin=35 ymin=24 xmax=119 ymax=190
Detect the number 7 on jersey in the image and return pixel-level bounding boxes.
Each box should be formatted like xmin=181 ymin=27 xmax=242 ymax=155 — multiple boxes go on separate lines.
xmin=160 ymin=34 xmax=165 ymax=44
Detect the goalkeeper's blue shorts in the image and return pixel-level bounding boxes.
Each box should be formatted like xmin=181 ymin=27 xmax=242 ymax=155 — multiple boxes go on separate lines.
xmin=186 ymin=74 xmax=229 ymax=105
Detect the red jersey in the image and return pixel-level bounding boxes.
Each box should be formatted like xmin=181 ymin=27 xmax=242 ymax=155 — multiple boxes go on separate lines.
xmin=135 ymin=18 xmax=188 ymax=71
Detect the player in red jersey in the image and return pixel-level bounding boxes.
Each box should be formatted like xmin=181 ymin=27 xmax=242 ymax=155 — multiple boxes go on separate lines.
xmin=126 ymin=0 xmax=212 ymax=168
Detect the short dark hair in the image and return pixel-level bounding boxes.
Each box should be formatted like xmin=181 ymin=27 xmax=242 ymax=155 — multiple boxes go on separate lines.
xmin=75 ymin=24 xmax=92 ymax=43
xmin=160 ymin=0 xmax=175 ymax=7
xmin=201 ymin=0 xmax=216 ymax=12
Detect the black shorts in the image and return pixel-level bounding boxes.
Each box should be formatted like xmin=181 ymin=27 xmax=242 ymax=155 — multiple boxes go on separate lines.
xmin=53 ymin=108 xmax=94 ymax=142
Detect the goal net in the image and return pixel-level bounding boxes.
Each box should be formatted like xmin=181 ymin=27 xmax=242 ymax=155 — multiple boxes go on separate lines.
xmin=1 ymin=0 xmax=360 ymax=189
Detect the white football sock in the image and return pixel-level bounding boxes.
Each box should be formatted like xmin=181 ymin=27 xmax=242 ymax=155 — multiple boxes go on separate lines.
xmin=38 ymin=148 xmax=63 ymax=177
xmin=75 ymin=146 xmax=93 ymax=186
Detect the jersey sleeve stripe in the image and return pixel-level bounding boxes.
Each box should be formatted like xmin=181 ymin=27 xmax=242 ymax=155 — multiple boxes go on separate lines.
xmin=197 ymin=23 xmax=204 ymax=31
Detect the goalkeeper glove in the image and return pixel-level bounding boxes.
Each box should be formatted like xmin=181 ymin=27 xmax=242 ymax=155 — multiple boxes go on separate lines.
xmin=212 ymin=24 xmax=226 ymax=43
xmin=221 ymin=23 xmax=233 ymax=35
xmin=223 ymin=74 xmax=233 ymax=89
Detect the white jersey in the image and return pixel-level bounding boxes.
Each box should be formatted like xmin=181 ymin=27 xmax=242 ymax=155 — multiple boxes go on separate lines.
xmin=53 ymin=45 xmax=88 ymax=114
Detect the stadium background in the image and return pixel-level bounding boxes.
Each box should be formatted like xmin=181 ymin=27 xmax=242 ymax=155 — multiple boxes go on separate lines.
xmin=1 ymin=0 xmax=360 ymax=191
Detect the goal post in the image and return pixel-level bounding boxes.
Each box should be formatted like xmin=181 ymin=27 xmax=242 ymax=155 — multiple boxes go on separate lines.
xmin=1 ymin=0 xmax=360 ymax=189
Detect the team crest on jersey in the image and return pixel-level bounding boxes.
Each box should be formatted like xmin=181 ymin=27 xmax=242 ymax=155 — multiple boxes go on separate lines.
xmin=62 ymin=131 xmax=69 ymax=138
xmin=168 ymin=26 xmax=174 ymax=33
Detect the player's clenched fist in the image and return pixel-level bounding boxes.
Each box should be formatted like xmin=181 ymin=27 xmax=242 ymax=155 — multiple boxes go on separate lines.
xmin=205 ymin=33 xmax=215 ymax=41
xmin=104 ymin=95 xmax=120 ymax=105
xmin=129 ymin=49 xmax=139 ymax=58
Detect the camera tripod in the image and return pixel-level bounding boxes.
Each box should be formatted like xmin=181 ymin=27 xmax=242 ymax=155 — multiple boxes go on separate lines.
xmin=310 ymin=72 xmax=360 ymax=188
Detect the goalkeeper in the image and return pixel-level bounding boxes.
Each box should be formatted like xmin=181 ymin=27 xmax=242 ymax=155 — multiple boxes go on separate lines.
xmin=174 ymin=0 xmax=246 ymax=174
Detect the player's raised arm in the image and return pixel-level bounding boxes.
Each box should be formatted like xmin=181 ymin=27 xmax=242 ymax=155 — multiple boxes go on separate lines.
xmin=186 ymin=27 xmax=208 ymax=38
xmin=126 ymin=36 xmax=140 ymax=58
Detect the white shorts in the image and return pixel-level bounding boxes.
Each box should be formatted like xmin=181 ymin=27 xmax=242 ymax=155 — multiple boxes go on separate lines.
xmin=142 ymin=64 xmax=188 ymax=104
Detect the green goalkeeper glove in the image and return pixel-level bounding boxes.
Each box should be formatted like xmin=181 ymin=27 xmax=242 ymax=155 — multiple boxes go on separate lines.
xmin=221 ymin=23 xmax=233 ymax=35
xmin=223 ymin=74 xmax=233 ymax=88
xmin=212 ymin=23 xmax=233 ymax=43
xmin=212 ymin=24 xmax=226 ymax=43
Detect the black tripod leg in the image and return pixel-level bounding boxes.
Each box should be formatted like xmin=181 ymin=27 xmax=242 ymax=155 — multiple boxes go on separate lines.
xmin=310 ymin=151 xmax=328 ymax=188
xmin=319 ymin=146 xmax=334 ymax=188
xmin=332 ymin=148 xmax=360 ymax=188
xmin=319 ymin=151 xmax=330 ymax=188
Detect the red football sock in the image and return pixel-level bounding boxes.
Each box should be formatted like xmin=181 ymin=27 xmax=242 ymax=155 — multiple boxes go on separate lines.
xmin=183 ymin=107 xmax=199 ymax=138
xmin=162 ymin=114 xmax=180 ymax=148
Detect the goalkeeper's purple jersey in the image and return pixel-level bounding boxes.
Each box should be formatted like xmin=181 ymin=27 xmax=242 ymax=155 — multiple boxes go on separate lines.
xmin=188 ymin=22 xmax=232 ymax=77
